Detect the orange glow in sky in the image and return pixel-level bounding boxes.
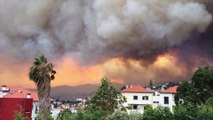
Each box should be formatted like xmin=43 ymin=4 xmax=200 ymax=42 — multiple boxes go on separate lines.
xmin=0 ymin=54 xmax=188 ymax=88
xmin=51 ymin=57 xmax=104 ymax=86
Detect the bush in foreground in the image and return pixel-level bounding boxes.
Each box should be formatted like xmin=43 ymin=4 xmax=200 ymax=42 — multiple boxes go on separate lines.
xmin=105 ymin=110 xmax=129 ymax=120
xmin=57 ymin=109 xmax=75 ymax=120
xmin=14 ymin=111 xmax=28 ymax=120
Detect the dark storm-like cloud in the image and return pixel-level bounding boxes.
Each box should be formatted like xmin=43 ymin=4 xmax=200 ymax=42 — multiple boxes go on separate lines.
xmin=0 ymin=0 xmax=212 ymax=65
xmin=175 ymin=22 xmax=213 ymax=72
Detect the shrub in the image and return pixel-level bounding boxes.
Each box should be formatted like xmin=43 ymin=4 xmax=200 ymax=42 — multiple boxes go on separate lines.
xmin=36 ymin=113 xmax=54 ymax=120
xmin=196 ymin=105 xmax=213 ymax=120
xmin=105 ymin=110 xmax=129 ymax=120
xmin=143 ymin=107 xmax=173 ymax=120
xmin=205 ymin=97 xmax=213 ymax=107
xmin=128 ymin=112 xmax=143 ymax=120
xmin=74 ymin=109 xmax=85 ymax=120
xmin=14 ymin=111 xmax=28 ymax=120
xmin=57 ymin=109 xmax=75 ymax=120
xmin=84 ymin=108 xmax=104 ymax=120
xmin=173 ymin=105 xmax=195 ymax=120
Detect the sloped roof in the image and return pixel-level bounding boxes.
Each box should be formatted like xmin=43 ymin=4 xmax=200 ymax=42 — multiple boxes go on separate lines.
xmin=122 ymin=85 xmax=153 ymax=93
xmin=160 ymin=86 xmax=178 ymax=94
xmin=3 ymin=86 xmax=38 ymax=101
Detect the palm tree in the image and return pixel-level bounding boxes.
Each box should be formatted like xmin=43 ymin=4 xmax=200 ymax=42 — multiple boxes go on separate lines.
xmin=29 ymin=55 xmax=56 ymax=117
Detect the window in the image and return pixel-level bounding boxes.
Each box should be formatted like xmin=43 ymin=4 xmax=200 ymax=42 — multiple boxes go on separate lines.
xmin=133 ymin=96 xmax=138 ymax=100
xmin=35 ymin=106 xmax=38 ymax=114
xmin=133 ymin=105 xmax=138 ymax=109
xmin=164 ymin=97 xmax=169 ymax=104
xmin=142 ymin=96 xmax=149 ymax=100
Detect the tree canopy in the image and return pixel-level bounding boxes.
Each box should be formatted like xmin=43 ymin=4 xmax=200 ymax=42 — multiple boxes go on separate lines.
xmin=175 ymin=66 xmax=213 ymax=105
xmin=29 ymin=55 xmax=56 ymax=84
xmin=191 ymin=66 xmax=213 ymax=104
xmin=88 ymin=77 xmax=126 ymax=115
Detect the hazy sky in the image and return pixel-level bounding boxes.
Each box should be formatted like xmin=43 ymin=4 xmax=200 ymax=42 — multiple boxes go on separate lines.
xmin=0 ymin=0 xmax=213 ymax=88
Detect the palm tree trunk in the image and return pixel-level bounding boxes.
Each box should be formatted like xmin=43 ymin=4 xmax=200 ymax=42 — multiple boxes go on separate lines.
xmin=37 ymin=78 xmax=51 ymax=117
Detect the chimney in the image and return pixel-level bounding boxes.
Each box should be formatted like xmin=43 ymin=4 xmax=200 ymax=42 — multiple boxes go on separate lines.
xmin=27 ymin=93 xmax=31 ymax=99
xmin=2 ymin=85 xmax=10 ymax=96
xmin=2 ymin=85 xmax=7 ymax=91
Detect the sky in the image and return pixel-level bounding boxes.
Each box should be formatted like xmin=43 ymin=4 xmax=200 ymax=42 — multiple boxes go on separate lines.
xmin=0 ymin=0 xmax=213 ymax=88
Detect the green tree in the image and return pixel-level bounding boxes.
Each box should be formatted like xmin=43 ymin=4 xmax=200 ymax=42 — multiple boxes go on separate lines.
xmin=196 ymin=105 xmax=213 ymax=120
xmin=29 ymin=55 xmax=56 ymax=117
xmin=105 ymin=110 xmax=129 ymax=120
xmin=88 ymin=77 xmax=126 ymax=116
xmin=57 ymin=109 xmax=75 ymax=120
xmin=173 ymin=105 xmax=197 ymax=120
xmin=84 ymin=106 xmax=104 ymax=120
xmin=142 ymin=107 xmax=173 ymax=120
xmin=205 ymin=97 xmax=213 ymax=107
xmin=192 ymin=66 xmax=213 ymax=104
xmin=175 ymin=81 xmax=197 ymax=105
xmin=75 ymin=109 xmax=85 ymax=120
xmin=175 ymin=66 xmax=213 ymax=105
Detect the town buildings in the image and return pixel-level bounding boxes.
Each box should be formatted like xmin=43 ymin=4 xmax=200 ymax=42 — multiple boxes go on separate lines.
xmin=0 ymin=84 xmax=178 ymax=119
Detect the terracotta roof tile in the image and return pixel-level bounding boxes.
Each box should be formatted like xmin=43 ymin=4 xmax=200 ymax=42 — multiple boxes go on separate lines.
xmin=161 ymin=86 xmax=178 ymax=94
xmin=122 ymin=85 xmax=153 ymax=93
xmin=3 ymin=86 xmax=38 ymax=101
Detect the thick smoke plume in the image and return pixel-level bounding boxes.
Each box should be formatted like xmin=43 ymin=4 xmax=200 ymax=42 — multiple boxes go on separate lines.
xmin=0 ymin=0 xmax=211 ymax=64
xmin=0 ymin=0 xmax=212 ymax=85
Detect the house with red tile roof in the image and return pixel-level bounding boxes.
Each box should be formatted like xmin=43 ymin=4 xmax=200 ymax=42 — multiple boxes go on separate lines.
xmin=121 ymin=85 xmax=178 ymax=113
xmin=157 ymin=86 xmax=178 ymax=111
xmin=160 ymin=86 xmax=178 ymax=94
xmin=2 ymin=86 xmax=38 ymax=101
xmin=122 ymin=85 xmax=154 ymax=113
xmin=0 ymin=85 xmax=39 ymax=120
xmin=122 ymin=85 xmax=153 ymax=93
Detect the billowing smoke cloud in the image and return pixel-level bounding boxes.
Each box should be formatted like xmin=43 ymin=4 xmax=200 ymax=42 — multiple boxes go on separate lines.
xmin=0 ymin=0 xmax=212 ymax=85
xmin=53 ymin=0 xmax=212 ymax=64
xmin=0 ymin=0 xmax=211 ymax=63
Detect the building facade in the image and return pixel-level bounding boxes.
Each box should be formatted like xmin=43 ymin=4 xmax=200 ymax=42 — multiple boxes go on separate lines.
xmin=0 ymin=85 xmax=39 ymax=120
xmin=0 ymin=98 xmax=33 ymax=120
xmin=122 ymin=85 xmax=154 ymax=113
xmin=122 ymin=85 xmax=178 ymax=113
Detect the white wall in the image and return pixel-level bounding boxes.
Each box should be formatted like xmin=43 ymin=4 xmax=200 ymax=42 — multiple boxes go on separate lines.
xmin=122 ymin=92 xmax=176 ymax=113
xmin=122 ymin=92 xmax=153 ymax=113
xmin=32 ymin=102 xmax=39 ymax=120
xmin=158 ymin=93 xmax=175 ymax=111
xmin=31 ymin=102 xmax=63 ymax=120
xmin=122 ymin=92 xmax=153 ymax=104
xmin=0 ymin=91 xmax=3 ymax=98
xmin=51 ymin=109 xmax=62 ymax=119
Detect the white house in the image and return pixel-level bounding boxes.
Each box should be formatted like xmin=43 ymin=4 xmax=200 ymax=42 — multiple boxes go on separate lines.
xmin=122 ymin=85 xmax=154 ymax=113
xmin=158 ymin=86 xmax=178 ymax=111
xmin=122 ymin=85 xmax=178 ymax=113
